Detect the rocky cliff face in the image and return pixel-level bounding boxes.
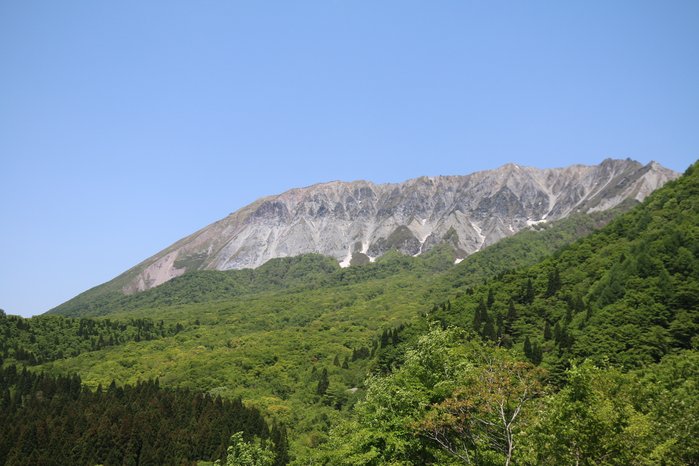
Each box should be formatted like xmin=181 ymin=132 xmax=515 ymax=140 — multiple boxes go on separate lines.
xmin=121 ymin=159 xmax=678 ymax=293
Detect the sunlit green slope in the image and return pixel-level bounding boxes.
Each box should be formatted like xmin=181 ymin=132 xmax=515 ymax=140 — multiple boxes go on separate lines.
xmin=28 ymin=207 xmax=626 ymax=459
xmin=311 ymin=162 xmax=699 ymax=465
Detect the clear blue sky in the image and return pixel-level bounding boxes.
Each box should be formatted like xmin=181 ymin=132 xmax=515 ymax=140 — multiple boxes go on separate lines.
xmin=1 ymin=1 xmax=697 ymax=317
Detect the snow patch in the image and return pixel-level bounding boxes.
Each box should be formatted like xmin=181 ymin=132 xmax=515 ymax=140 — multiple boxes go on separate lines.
xmin=416 ymin=231 xmax=430 ymax=243
xmin=413 ymin=237 xmax=428 ymax=257
xmin=526 ymin=218 xmax=547 ymax=227
xmin=339 ymin=248 xmax=352 ymax=268
xmin=418 ymin=236 xmax=428 ymax=255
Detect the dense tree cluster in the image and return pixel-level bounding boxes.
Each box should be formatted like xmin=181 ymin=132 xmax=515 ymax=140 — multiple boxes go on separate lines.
xmin=4 ymin=164 xmax=695 ymax=462
xmin=315 ymin=328 xmax=698 ymax=465
xmin=0 ymin=312 xmax=184 ymax=365
xmin=215 ymin=432 xmax=277 ymax=466
xmin=0 ymin=365 xmax=288 ymax=465
xmin=312 ymin=162 xmax=699 ymax=464
xmin=424 ymin=162 xmax=699 ymax=380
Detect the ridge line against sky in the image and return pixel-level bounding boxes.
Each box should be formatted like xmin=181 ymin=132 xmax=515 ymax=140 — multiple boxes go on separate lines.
xmin=1 ymin=1 xmax=697 ymax=317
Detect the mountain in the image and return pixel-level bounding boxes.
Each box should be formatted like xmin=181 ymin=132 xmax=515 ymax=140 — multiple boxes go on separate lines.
xmin=48 ymin=159 xmax=677 ymax=315
xmin=315 ymin=161 xmax=699 ymax=464
xmin=30 ymin=161 xmax=697 ymax=463
xmin=49 ymin=208 xmax=626 ymax=318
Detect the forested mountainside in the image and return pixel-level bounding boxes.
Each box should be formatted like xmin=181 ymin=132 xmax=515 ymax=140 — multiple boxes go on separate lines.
xmin=314 ymin=161 xmax=699 ymax=464
xmin=7 ymin=207 xmax=627 ymax=463
xmin=0 ymin=313 xmax=187 ymax=365
xmin=49 ymin=159 xmax=676 ymax=305
xmin=0 ymin=365 xmax=288 ymax=465
xmin=1 ymin=161 xmax=696 ymax=464
xmin=51 ymin=206 xmax=627 ymax=318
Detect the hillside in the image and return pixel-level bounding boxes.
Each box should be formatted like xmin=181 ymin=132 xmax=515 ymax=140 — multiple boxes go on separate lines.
xmin=7 ymin=208 xmax=627 ymax=373
xmin=314 ymin=161 xmax=699 ymax=464
xmin=10 ymin=207 xmax=625 ymax=462
xmin=48 ymin=159 xmax=676 ymax=306
xmin=51 ymin=203 xmax=633 ymax=318
xmin=4 ymin=161 xmax=696 ymax=464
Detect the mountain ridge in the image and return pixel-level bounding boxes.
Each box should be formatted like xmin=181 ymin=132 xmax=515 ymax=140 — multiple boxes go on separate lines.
xmin=48 ymin=206 xmax=627 ymax=318
xmin=51 ymin=159 xmax=678 ymax=309
xmin=34 ymin=161 xmax=698 ymax=463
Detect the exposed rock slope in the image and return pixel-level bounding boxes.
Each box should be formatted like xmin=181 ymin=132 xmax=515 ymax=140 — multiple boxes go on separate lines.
xmin=117 ymin=159 xmax=677 ymax=293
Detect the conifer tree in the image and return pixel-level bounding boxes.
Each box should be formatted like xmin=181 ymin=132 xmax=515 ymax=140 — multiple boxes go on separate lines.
xmin=553 ymin=322 xmax=562 ymax=343
xmin=316 ymin=368 xmax=329 ymax=396
xmin=523 ymin=336 xmax=533 ymax=360
xmin=523 ymin=278 xmax=535 ymax=304
xmin=473 ymin=298 xmax=488 ymax=334
xmin=546 ymin=266 xmax=561 ymax=297
xmin=544 ymin=321 xmax=552 ymax=340
xmin=483 ymin=317 xmax=496 ymax=341
xmin=531 ymin=341 xmax=543 ymax=365
xmin=487 ymin=289 xmax=495 ymax=309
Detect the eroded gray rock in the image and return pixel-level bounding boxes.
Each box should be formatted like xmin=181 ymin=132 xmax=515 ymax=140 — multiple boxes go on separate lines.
xmin=122 ymin=159 xmax=678 ymax=293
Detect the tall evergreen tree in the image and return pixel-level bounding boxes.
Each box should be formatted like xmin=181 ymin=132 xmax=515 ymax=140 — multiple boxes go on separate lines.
xmin=483 ymin=317 xmax=496 ymax=341
xmin=523 ymin=336 xmax=533 ymax=360
xmin=546 ymin=266 xmax=561 ymax=297
xmin=544 ymin=321 xmax=552 ymax=340
xmin=316 ymin=368 xmax=329 ymax=396
xmin=522 ymin=278 xmax=535 ymax=304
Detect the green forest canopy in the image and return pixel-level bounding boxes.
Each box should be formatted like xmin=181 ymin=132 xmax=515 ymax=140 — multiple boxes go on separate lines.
xmin=1 ymin=161 xmax=697 ymax=464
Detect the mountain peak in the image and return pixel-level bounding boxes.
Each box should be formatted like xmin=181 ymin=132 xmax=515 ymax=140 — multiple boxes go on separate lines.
xmin=79 ymin=159 xmax=680 ymax=295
